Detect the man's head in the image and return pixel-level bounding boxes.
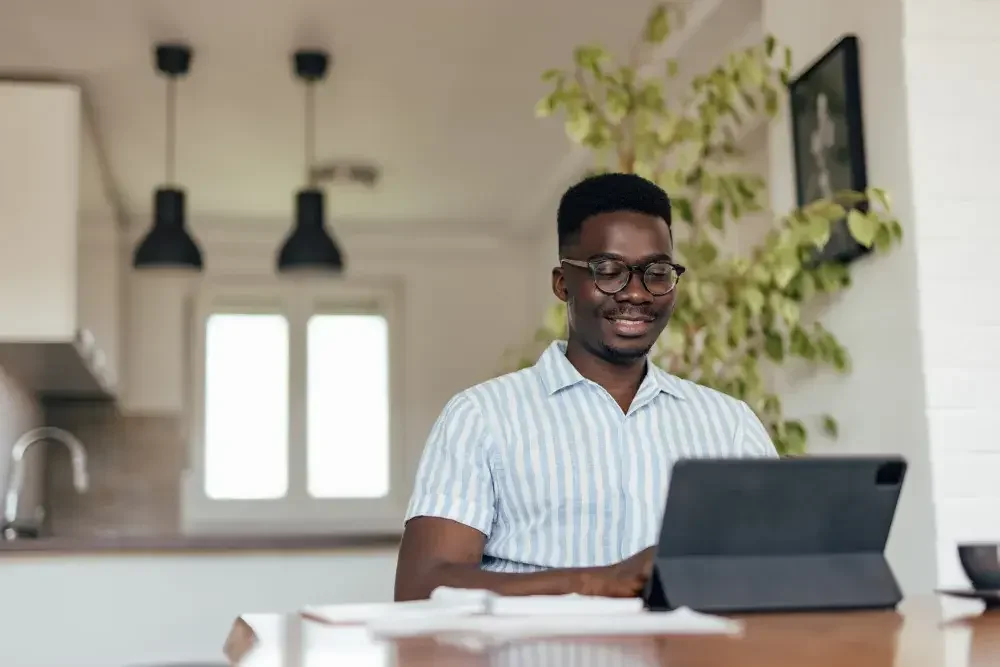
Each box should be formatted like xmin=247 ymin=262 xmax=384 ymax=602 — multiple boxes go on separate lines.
xmin=552 ymin=172 xmax=683 ymax=365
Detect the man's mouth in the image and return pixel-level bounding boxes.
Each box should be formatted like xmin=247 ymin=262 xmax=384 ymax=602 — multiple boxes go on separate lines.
xmin=606 ymin=315 xmax=655 ymax=338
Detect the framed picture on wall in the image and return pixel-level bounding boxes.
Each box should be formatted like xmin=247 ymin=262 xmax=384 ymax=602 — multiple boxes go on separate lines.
xmin=788 ymin=34 xmax=870 ymax=265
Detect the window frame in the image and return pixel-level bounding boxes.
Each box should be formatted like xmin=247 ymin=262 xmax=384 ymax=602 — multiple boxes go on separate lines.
xmin=180 ymin=277 xmax=408 ymax=536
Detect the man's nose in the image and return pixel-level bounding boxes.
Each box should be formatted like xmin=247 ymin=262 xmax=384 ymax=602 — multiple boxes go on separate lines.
xmin=615 ymin=269 xmax=653 ymax=303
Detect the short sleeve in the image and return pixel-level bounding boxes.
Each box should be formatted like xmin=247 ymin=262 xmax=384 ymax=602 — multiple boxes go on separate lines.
xmin=403 ymin=393 xmax=497 ymax=537
xmin=735 ymin=401 xmax=780 ymax=458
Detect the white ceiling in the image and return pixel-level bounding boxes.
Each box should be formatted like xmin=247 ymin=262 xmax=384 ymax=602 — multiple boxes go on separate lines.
xmin=0 ymin=0 xmax=671 ymax=229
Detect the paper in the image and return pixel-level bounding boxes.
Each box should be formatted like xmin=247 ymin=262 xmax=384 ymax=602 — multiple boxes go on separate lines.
xmin=367 ymin=606 xmax=743 ymax=639
xmin=301 ymin=598 xmax=485 ymax=625
xmin=304 ymin=587 xmax=743 ymax=644
xmin=430 ymin=586 xmax=645 ymax=616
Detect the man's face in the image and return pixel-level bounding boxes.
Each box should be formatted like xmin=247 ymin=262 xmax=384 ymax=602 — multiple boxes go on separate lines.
xmin=552 ymin=210 xmax=678 ymax=365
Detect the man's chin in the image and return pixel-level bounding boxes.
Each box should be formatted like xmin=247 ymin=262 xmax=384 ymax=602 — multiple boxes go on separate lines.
xmin=599 ymin=339 xmax=655 ymax=365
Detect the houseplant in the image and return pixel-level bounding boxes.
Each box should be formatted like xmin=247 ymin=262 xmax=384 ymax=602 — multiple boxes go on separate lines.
xmin=514 ymin=3 xmax=902 ymax=455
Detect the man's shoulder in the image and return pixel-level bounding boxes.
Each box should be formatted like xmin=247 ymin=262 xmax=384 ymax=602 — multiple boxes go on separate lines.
xmin=649 ymin=365 xmax=749 ymax=416
xmin=449 ymin=365 xmax=542 ymax=413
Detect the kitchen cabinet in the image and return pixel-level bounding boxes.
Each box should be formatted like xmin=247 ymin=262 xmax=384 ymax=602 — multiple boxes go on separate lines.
xmin=0 ymin=80 xmax=122 ymax=399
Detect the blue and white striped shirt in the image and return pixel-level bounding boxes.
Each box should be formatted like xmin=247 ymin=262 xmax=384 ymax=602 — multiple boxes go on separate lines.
xmin=404 ymin=340 xmax=777 ymax=572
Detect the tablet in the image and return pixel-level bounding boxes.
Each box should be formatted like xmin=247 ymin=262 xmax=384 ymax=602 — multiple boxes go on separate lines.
xmin=643 ymin=456 xmax=907 ymax=614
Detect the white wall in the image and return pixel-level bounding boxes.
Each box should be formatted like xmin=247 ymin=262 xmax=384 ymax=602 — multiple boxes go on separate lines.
xmin=0 ymin=547 xmax=398 ymax=667
xmin=114 ymin=217 xmax=537 ymax=493
xmin=764 ymin=0 xmax=939 ymax=596
xmin=902 ymin=0 xmax=1000 ymax=587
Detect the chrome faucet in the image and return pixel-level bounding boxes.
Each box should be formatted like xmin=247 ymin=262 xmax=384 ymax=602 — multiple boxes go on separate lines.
xmin=3 ymin=427 xmax=89 ymax=539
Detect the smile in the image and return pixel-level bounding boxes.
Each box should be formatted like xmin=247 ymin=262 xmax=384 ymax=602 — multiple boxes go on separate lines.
xmin=607 ymin=317 xmax=654 ymax=337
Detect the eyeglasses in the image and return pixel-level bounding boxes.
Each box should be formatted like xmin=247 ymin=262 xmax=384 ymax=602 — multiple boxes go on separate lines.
xmin=561 ymin=257 xmax=686 ymax=296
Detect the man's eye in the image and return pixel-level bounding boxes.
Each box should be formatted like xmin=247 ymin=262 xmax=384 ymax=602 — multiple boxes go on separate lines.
xmin=594 ymin=262 xmax=624 ymax=275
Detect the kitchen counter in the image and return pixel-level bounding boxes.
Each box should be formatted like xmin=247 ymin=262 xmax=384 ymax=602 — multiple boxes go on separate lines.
xmin=0 ymin=531 xmax=401 ymax=555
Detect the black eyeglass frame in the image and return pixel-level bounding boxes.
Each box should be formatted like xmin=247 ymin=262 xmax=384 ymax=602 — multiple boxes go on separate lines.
xmin=560 ymin=257 xmax=687 ymax=296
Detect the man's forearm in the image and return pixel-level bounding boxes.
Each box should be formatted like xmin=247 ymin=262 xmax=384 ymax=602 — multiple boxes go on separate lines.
xmin=397 ymin=562 xmax=602 ymax=601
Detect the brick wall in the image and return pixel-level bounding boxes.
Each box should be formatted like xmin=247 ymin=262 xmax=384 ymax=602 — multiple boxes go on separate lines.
xmin=903 ymin=0 xmax=1000 ymax=587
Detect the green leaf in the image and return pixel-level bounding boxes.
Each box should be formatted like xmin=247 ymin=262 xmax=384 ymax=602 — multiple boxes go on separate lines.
xmin=573 ymin=44 xmax=609 ymax=75
xmin=804 ymin=214 xmax=831 ymax=248
xmin=873 ymin=224 xmax=893 ymax=252
xmin=535 ymin=95 xmax=555 ymax=118
xmin=782 ymin=420 xmax=808 ymax=455
xmin=708 ymin=199 xmax=725 ymax=230
xmin=743 ymin=287 xmax=765 ymax=315
xmin=565 ymin=111 xmax=593 ymax=143
xmin=847 ymin=209 xmax=878 ymax=247
xmin=643 ymin=4 xmax=672 ymax=43
xmin=764 ymin=332 xmax=784 ymax=362
xmin=868 ymin=187 xmax=891 ymax=211
xmin=673 ymin=197 xmax=694 ymax=223
xmin=890 ymin=219 xmax=903 ymax=242
xmin=821 ymin=414 xmax=838 ymax=438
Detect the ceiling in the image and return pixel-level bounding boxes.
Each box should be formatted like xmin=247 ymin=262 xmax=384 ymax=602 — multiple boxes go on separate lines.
xmin=0 ymin=0 xmax=669 ymax=230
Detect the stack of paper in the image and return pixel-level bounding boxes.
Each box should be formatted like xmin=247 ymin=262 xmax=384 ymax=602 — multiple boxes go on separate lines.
xmin=303 ymin=587 xmax=744 ymax=645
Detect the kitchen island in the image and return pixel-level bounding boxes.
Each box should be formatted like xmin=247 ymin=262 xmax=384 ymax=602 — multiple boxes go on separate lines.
xmin=0 ymin=537 xmax=401 ymax=667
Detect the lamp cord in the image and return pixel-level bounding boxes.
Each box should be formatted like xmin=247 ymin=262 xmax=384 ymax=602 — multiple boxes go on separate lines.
xmin=165 ymin=76 xmax=176 ymax=186
xmin=305 ymin=83 xmax=315 ymax=186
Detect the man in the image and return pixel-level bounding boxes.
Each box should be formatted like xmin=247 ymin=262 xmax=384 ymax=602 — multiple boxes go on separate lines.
xmin=394 ymin=173 xmax=777 ymax=602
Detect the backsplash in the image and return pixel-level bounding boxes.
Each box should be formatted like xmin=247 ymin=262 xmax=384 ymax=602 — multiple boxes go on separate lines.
xmin=0 ymin=366 xmax=43 ymax=525
xmin=43 ymin=402 xmax=185 ymax=537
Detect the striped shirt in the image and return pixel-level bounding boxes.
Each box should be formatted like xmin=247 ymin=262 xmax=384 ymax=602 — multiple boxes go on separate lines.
xmin=404 ymin=340 xmax=777 ymax=572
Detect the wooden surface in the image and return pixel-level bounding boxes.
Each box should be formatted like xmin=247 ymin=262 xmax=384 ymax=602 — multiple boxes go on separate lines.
xmin=223 ymin=596 xmax=1000 ymax=666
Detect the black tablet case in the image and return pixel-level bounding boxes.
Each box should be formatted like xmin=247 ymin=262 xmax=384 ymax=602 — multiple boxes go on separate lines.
xmin=643 ymin=456 xmax=907 ymax=614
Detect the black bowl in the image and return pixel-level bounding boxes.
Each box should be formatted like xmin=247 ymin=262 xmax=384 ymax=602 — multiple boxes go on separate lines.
xmin=958 ymin=543 xmax=1000 ymax=590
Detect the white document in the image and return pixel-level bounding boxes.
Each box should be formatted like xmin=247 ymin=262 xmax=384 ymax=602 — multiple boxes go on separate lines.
xmin=367 ymin=606 xmax=743 ymax=639
xmin=431 ymin=586 xmax=646 ymax=616
xmin=301 ymin=598 xmax=486 ymax=625
xmin=304 ymin=586 xmax=743 ymax=643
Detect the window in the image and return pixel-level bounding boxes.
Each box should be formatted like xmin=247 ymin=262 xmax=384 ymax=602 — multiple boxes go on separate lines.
xmin=307 ymin=314 xmax=390 ymax=498
xmin=183 ymin=280 xmax=405 ymax=535
xmin=204 ymin=313 xmax=289 ymax=500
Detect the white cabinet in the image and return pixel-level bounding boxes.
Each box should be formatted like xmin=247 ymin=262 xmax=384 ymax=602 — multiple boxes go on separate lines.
xmin=0 ymin=81 xmax=122 ymax=399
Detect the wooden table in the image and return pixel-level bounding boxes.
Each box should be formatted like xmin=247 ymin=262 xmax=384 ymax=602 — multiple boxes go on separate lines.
xmin=223 ymin=596 xmax=1000 ymax=666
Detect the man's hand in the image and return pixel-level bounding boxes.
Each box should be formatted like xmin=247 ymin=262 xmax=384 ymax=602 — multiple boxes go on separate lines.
xmin=579 ymin=546 xmax=656 ymax=598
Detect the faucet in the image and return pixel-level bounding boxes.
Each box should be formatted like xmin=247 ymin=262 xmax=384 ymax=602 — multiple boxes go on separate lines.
xmin=3 ymin=427 xmax=89 ymax=539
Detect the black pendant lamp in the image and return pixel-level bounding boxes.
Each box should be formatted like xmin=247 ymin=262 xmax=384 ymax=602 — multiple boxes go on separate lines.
xmin=133 ymin=44 xmax=204 ymax=270
xmin=277 ymin=50 xmax=345 ymax=273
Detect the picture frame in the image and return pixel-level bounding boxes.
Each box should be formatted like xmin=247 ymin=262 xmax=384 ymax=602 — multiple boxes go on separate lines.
xmin=788 ymin=34 xmax=870 ymax=265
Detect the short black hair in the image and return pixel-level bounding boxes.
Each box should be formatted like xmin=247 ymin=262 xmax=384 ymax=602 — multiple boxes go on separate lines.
xmin=557 ymin=172 xmax=672 ymax=252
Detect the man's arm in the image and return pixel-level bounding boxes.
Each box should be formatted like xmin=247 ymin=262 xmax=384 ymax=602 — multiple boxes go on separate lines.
xmin=394 ymin=394 xmax=648 ymax=601
xmin=395 ymin=517 xmax=616 ymax=601
xmin=735 ymin=400 xmax=780 ymax=458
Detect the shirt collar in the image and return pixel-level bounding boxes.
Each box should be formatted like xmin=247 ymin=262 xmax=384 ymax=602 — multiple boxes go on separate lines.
xmin=534 ymin=340 xmax=688 ymax=400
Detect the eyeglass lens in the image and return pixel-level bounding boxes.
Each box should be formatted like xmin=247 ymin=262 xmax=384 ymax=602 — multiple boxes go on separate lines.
xmin=593 ymin=259 xmax=678 ymax=295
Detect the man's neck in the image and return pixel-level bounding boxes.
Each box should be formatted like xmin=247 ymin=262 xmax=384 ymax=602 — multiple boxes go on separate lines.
xmin=564 ymin=338 xmax=647 ymax=407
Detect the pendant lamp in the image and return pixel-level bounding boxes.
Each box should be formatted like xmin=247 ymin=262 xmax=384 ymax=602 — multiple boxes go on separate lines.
xmin=133 ymin=44 xmax=204 ymax=270
xmin=276 ymin=50 xmax=345 ymax=273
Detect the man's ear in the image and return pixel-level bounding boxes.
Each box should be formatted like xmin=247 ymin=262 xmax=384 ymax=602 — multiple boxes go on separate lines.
xmin=552 ymin=266 xmax=569 ymax=303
